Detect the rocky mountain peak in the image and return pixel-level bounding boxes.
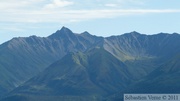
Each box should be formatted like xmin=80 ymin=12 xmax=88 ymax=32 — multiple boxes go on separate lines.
xmin=81 ymin=31 xmax=90 ymax=35
xmin=48 ymin=26 xmax=74 ymax=39
xmin=129 ymin=31 xmax=141 ymax=36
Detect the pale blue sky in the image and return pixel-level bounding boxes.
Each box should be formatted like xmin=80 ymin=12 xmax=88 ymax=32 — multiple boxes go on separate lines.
xmin=1 ymin=0 xmax=180 ymax=44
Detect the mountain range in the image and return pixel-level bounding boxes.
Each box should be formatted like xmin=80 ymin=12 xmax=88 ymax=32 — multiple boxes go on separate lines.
xmin=0 ymin=27 xmax=179 ymax=101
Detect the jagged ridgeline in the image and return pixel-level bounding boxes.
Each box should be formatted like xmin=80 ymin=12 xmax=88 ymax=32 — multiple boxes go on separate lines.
xmin=0 ymin=27 xmax=180 ymax=101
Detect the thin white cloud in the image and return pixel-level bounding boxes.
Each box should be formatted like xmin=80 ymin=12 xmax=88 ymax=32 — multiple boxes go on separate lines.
xmin=0 ymin=0 xmax=74 ymax=11
xmin=1 ymin=27 xmax=25 ymax=32
xmin=0 ymin=0 xmax=44 ymax=10
xmin=44 ymin=0 xmax=74 ymax=9
xmin=105 ymin=4 xmax=117 ymax=7
xmin=1 ymin=9 xmax=180 ymax=24
xmin=0 ymin=0 xmax=180 ymax=24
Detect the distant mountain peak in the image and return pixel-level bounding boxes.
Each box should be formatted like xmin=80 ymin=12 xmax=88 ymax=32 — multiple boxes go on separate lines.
xmin=80 ymin=31 xmax=91 ymax=36
xmin=122 ymin=31 xmax=142 ymax=38
xmin=132 ymin=31 xmax=140 ymax=33
xmin=57 ymin=26 xmax=73 ymax=35
xmin=82 ymin=31 xmax=90 ymax=34
xmin=130 ymin=31 xmax=141 ymax=35
xmin=48 ymin=26 xmax=74 ymax=39
xmin=60 ymin=26 xmax=72 ymax=32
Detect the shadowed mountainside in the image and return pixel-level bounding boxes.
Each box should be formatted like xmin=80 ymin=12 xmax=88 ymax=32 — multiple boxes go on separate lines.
xmin=0 ymin=27 xmax=102 ymax=96
xmin=1 ymin=48 xmax=134 ymax=101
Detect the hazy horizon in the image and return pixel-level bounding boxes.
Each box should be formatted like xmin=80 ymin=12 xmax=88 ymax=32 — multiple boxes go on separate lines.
xmin=1 ymin=0 xmax=180 ymax=44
